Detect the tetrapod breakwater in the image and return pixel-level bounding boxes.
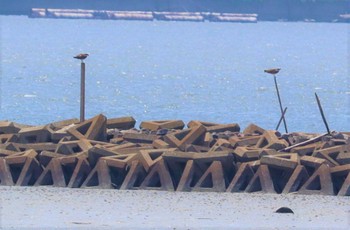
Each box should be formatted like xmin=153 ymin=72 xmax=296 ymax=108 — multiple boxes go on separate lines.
xmin=0 ymin=114 xmax=349 ymax=196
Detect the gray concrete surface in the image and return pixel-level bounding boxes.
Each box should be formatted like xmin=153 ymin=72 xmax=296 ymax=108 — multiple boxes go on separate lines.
xmin=0 ymin=186 xmax=349 ymax=229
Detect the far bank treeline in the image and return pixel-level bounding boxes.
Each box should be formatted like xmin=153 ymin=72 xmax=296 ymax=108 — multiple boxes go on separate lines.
xmin=1 ymin=0 xmax=349 ymax=22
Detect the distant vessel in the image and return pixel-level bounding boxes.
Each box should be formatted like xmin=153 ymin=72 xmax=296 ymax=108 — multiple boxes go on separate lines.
xmin=30 ymin=8 xmax=258 ymax=23
xmin=1 ymin=0 xmax=349 ymax=22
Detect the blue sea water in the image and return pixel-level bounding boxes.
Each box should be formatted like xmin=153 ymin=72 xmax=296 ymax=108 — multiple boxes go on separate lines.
xmin=0 ymin=16 xmax=349 ymax=132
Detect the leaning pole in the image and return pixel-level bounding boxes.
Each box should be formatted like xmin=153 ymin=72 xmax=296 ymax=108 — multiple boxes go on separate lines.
xmin=273 ymin=75 xmax=288 ymax=133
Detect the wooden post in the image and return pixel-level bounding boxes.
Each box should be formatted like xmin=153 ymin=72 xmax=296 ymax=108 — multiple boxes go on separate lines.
xmin=274 ymin=75 xmax=288 ymax=133
xmin=80 ymin=62 xmax=85 ymax=122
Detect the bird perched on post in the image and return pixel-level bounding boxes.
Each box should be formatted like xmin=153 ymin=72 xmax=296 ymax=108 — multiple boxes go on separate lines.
xmin=264 ymin=67 xmax=288 ymax=133
xmin=264 ymin=68 xmax=280 ymax=75
xmin=74 ymin=53 xmax=89 ymax=62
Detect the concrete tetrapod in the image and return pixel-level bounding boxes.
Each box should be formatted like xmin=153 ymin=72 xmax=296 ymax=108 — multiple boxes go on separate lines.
xmin=0 ymin=114 xmax=348 ymax=196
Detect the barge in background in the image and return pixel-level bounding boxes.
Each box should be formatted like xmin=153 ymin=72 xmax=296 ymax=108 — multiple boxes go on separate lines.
xmin=1 ymin=0 xmax=349 ymax=22
xmin=30 ymin=8 xmax=259 ymax=23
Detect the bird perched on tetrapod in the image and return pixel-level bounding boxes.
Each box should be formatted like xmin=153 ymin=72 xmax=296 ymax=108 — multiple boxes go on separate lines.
xmin=74 ymin=53 xmax=89 ymax=62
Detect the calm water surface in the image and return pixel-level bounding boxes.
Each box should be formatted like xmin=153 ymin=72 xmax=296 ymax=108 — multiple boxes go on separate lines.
xmin=0 ymin=16 xmax=349 ymax=132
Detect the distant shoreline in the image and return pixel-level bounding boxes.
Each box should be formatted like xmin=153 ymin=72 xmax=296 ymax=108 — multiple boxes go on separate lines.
xmin=1 ymin=0 xmax=349 ymax=22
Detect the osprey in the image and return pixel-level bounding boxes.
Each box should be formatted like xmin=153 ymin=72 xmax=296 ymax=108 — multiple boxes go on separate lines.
xmin=74 ymin=53 xmax=89 ymax=61
xmin=264 ymin=68 xmax=280 ymax=75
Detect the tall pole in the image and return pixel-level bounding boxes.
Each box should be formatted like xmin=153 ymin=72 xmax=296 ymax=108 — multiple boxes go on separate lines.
xmin=74 ymin=53 xmax=88 ymax=123
xmin=274 ymin=75 xmax=288 ymax=133
xmin=80 ymin=61 xmax=85 ymax=122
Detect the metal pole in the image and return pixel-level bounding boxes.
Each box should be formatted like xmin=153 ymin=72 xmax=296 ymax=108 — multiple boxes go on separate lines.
xmin=276 ymin=107 xmax=288 ymax=131
xmin=315 ymin=92 xmax=331 ymax=135
xmin=274 ymin=75 xmax=288 ymax=133
xmin=80 ymin=62 xmax=85 ymax=122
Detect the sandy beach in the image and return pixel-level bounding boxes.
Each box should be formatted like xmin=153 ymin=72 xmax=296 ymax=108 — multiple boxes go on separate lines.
xmin=0 ymin=186 xmax=349 ymax=229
